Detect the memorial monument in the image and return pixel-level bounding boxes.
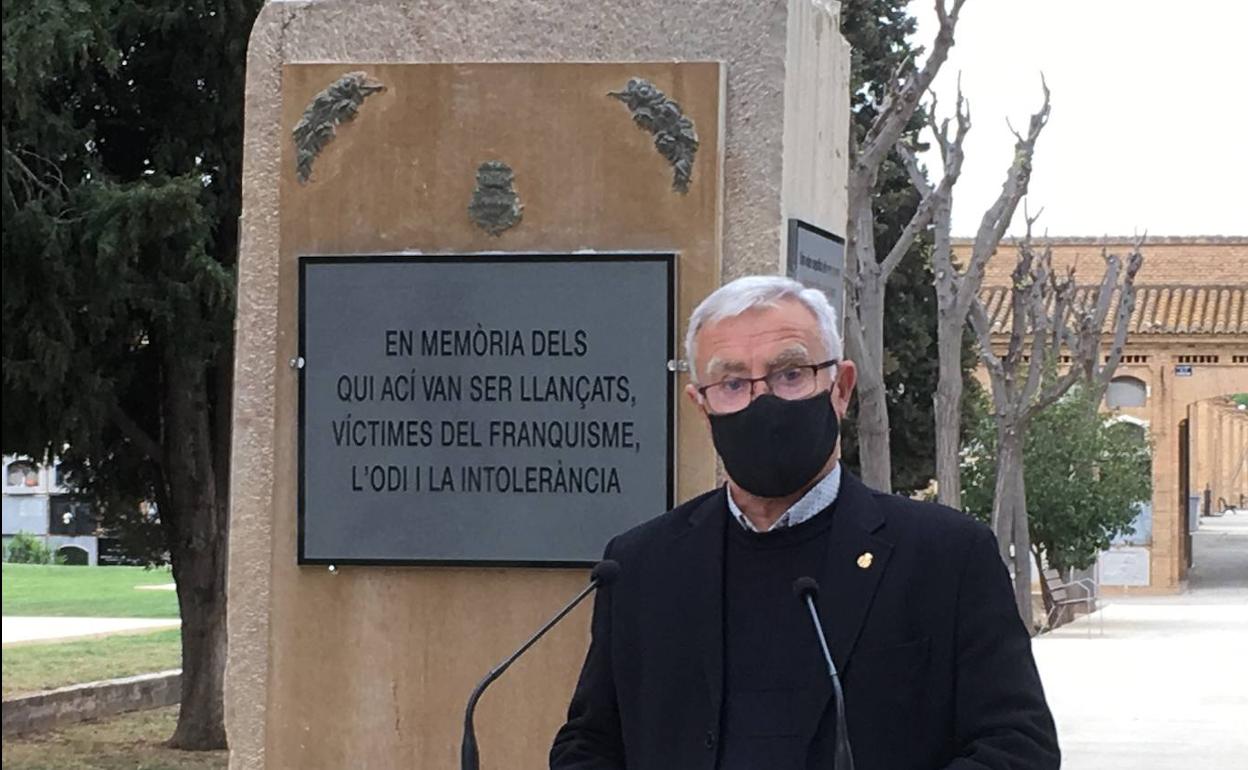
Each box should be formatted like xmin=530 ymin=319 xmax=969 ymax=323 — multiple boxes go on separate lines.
xmin=228 ymin=0 xmax=850 ymax=766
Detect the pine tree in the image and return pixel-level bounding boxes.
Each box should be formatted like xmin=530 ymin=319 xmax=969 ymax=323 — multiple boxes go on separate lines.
xmin=3 ymin=0 xmax=263 ymax=749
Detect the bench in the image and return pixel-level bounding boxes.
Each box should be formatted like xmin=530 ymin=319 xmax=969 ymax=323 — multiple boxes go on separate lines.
xmin=1042 ymin=568 xmax=1103 ymax=636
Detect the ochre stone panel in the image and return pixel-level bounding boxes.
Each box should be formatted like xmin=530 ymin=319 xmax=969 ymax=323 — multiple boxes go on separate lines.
xmin=260 ymin=62 xmax=724 ymax=768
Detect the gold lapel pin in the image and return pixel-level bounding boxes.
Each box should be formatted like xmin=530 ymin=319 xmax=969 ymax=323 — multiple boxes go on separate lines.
xmin=857 ymin=552 xmax=874 ymax=569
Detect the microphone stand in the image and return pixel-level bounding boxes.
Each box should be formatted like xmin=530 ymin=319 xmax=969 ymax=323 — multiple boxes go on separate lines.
xmin=461 ymin=561 xmax=618 ymax=770
xmin=794 ymin=577 xmax=855 ymax=770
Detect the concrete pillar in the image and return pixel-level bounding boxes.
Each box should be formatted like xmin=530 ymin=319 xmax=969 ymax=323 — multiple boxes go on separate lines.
xmin=1212 ymin=402 xmax=1225 ymax=510
xmin=1238 ymin=416 xmax=1247 ymax=507
xmin=1205 ymin=403 xmax=1213 ymax=510
xmin=1241 ymin=416 xmax=1247 ymax=506
xmin=1195 ymin=399 xmax=1217 ymax=514
xmin=1151 ymin=360 xmax=1179 ymax=590
xmin=1202 ymin=400 xmax=1211 ymax=512
xmin=1188 ymin=401 xmax=1201 ymax=515
xmin=1218 ymin=401 xmax=1228 ymax=511
xmin=1218 ymin=403 xmax=1239 ymax=510
xmin=229 ymin=2 xmax=851 ymax=768
xmin=1218 ymin=402 xmax=1229 ymax=509
xmin=1212 ymin=405 xmax=1223 ymax=509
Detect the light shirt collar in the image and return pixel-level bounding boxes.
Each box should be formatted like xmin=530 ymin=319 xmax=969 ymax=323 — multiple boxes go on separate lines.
xmin=726 ymin=463 xmax=842 ymax=533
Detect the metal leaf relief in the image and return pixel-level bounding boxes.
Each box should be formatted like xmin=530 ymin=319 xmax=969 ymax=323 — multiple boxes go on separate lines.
xmin=608 ymin=78 xmax=699 ymax=194
xmin=292 ymin=72 xmax=385 ymax=184
xmin=468 ymin=161 xmax=523 ymax=236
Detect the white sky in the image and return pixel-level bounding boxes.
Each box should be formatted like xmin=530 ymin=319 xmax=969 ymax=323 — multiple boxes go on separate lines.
xmin=911 ymin=0 xmax=1248 ymax=237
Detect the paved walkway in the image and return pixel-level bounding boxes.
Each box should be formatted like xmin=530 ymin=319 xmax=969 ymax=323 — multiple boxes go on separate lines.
xmin=1033 ymin=513 xmax=1248 ymax=769
xmin=1 ymin=616 xmax=180 ymax=646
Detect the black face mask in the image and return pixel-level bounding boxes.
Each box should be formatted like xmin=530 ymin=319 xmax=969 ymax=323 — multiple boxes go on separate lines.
xmin=708 ymin=392 xmax=840 ymax=498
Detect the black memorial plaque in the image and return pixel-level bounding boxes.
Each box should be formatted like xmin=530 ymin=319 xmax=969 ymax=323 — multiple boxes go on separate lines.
xmin=298 ymin=255 xmax=674 ymax=565
xmin=786 ymin=219 xmax=846 ymax=325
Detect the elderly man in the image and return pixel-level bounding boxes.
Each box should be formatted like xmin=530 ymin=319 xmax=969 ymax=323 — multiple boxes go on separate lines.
xmin=550 ymin=275 xmax=1059 ymax=770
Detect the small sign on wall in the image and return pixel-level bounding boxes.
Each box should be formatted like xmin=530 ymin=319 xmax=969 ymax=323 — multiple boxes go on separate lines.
xmin=786 ymin=219 xmax=845 ymax=327
xmin=1174 ymin=364 xmax=1193 ymax=377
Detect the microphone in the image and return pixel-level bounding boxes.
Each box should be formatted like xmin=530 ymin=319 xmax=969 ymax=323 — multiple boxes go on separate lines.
xmin=461 ymin=559 xmax=621 ymax=770
xmin=793 ymin=577 xmax=856 ymax=770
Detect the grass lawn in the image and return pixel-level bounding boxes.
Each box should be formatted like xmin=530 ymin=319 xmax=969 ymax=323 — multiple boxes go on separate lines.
xmin=3 ymin=628 xmax=182 ymax=697
xmin=2 ymin=564 xmax=178 ymax=618
xmin=1 ymin=706 xmax=226 ymax=770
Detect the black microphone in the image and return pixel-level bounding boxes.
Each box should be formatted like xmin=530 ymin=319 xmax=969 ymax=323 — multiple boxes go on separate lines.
xmin=461 ymin=559 xmax=621 ymax=770
xmin=793 ymin=577 xmax=855 ymax=770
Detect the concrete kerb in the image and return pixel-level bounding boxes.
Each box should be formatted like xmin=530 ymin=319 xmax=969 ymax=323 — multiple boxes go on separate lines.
xmin=1 ymin=669 xmax=182 ymax=737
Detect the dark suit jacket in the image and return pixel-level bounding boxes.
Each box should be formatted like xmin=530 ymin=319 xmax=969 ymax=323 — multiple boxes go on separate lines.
xmin=551 ymin=472 xmax=1059 ymax=770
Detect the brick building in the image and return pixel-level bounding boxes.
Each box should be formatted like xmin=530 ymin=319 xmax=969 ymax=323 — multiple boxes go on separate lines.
xmin=960 ymin=236 xmax=1247 ymax=593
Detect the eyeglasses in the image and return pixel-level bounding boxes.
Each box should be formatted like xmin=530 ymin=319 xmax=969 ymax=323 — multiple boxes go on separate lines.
xmin=697 ymin=360 xmax=838 ymax=415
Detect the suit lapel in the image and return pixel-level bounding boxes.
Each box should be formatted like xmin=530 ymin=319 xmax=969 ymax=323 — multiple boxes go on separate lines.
xmin=819 ymin=472 xmax=894 ymax=674
xmin=673 ymin=487 xmax=728 ymax=721
xmin=671 ymin=476 xmax=893 ymax=744
xmin=793 ymin=471 xmax=894 ymax=745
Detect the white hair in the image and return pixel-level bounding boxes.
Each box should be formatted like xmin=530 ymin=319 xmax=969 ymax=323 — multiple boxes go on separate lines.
xmin=684 ymin=275 xmax=843 ymax=382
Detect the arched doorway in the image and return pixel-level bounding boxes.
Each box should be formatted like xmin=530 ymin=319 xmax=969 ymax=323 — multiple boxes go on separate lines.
xmin=1107 ymin=416 xmax=1153 ymax=546
xmin=56 ymin=544 xmax=90 ymax=565
xmin=1106 ymin=376 xmax=1148 ymax=409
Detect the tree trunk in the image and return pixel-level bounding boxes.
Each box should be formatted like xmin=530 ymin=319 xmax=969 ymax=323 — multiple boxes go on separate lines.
xmin=934 ymin=317 xmax=963 ymax=508
xmin=993 ymin=420 xmax=1035 ymax=630
xmin=990 ymin=421 xmax=1020 ymax=559
xmin=854 ymin=273 xmax=892 ymax=492
xmin=163 ymin=357 xmax=229 ymax=750
xmin=1012 ymin=482 xmax=1034 ymax=632
xmin=1032 ymin=546 xmax=1054 ymax=626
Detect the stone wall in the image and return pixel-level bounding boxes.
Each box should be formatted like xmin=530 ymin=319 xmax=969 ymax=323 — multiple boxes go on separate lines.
xmin=1 ymin=670 xmax=181 ymax=737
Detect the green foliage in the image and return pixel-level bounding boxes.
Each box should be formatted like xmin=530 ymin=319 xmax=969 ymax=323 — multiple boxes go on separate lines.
xmin=2 ymin=1 xmax=260 ymax=561
xmin=1232 ymin=393 xmax=1248 ymax=408
xmin=5 ymin=532 xmax=56 ymax=564
xmin=962 ymin=387 xmax=1153 ymax=572
xmin=838 ymin=0 xmax=979 ymax=494
xmin=3 ymin=3 xmax=259 ymax=745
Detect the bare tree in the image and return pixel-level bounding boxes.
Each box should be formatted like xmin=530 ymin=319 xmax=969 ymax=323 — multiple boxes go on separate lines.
xmin=900 ymin=79 xmax=1051 ymax=509
xmin=968 ymin=217 xmax=1144 ymax=628
xmin=845 ymin=0 xmax=966 ymax=492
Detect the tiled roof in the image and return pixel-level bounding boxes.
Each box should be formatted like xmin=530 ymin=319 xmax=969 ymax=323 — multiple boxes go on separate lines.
xmin=979 ymin=284 xmax=1248 ymax=335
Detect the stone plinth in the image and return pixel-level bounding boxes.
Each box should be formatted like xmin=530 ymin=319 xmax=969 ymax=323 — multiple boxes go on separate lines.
xmin=229 ymin=2 xmax=849 ymax=767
